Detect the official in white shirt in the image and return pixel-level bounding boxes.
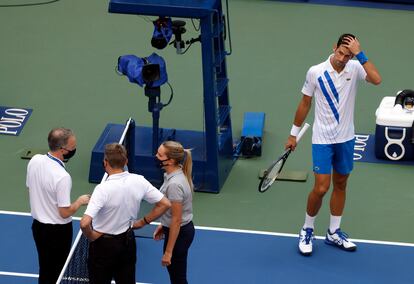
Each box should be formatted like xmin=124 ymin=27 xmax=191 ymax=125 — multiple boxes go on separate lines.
xmin=80 ymin=143 xmax=171 ymax=284
xmin=26 ymin=127 xmax=90 ymax=284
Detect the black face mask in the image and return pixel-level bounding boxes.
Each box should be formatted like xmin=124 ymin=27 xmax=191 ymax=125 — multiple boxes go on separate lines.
xmin=63 ymin=148 xmax=76 ymax=163
xmin=155 ymin=156 xmax=169 ymax=169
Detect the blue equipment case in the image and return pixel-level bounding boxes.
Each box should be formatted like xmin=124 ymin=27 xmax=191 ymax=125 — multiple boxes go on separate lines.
xmin=240 ymin=112 xmax=265 ymax=156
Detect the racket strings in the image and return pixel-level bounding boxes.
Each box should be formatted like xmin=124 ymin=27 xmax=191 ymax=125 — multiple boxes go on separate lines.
xmin=259 ymin=159 xmax=284 ymax=192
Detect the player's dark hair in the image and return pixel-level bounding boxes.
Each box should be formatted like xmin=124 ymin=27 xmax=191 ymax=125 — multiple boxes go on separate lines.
xmin=48 ymin=128 xmax=74 ymax=151
xmin=337 ymin=33 xmax=356 ymax=47
xmin=104 ymin=143 xmax=127 ymax=169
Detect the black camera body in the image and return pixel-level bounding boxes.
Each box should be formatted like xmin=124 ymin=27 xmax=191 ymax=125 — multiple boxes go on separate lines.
xmin=151 ymin=17 xmax=173 ymax=50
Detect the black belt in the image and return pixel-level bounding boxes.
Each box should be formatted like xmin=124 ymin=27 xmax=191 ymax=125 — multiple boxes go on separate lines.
xmin=101 ymin=229 xmax=130 ymax=239
xmin=33 ymin=219 xmax=72 ymax=227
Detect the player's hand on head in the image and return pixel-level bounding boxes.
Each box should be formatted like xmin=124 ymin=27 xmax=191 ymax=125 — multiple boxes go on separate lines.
xmin=343 ymin=36 xmax=361 ymax=55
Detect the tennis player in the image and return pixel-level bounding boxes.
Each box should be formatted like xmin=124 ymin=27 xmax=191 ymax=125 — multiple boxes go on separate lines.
xmin=285 ymin=34 xmax=381 ymax=256
xmin=153 ymin=141 xmax=195 ymax=284
xmin=80 ymin=143 xmax=171 ymax=284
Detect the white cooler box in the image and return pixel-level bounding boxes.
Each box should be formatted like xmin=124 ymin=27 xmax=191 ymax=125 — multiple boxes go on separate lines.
xmin=375 ymin=96 xmax=414 ymax=161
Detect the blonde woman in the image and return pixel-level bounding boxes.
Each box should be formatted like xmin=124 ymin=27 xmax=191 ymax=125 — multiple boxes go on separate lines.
xmin=153 ymin=141 xmax=195 ymax=284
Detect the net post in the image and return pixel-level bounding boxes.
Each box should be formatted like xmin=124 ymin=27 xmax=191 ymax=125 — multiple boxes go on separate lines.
xmin=125 ymin=118 xmax=136 ymax=173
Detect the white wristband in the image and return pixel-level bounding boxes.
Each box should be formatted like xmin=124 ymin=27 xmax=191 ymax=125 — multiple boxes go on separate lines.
xmin=290 ymin=124 xmax=301 ymax=137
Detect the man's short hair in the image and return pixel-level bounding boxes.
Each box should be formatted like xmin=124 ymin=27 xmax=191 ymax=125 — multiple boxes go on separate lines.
xmin=104 ymin=143 xmax=127 ymax=169
xmin=337 ymin=33 xmax=356 ymax=47
xmin=48 ymin=128 xmax=74 ymax=151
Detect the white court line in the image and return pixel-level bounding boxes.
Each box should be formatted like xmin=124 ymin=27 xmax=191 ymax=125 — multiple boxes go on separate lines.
xmin=0 ymin=271 xmax=151 ymax=284
xmin=193 ymin=224 xmax=414 ymax=248
xmin=1 ymin=210 xmax=414 ymax=247
xmin=0 ymin=210 xmax=81 ymax=220
xmin=0 ymin=210 xmax=31 ymax=217
xmin=0 ymin=271 xmax=38 ymax=278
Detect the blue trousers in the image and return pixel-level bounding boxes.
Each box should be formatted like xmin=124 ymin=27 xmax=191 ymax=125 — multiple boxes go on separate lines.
xmin=163 ymin=221 xmax=195 ymax=284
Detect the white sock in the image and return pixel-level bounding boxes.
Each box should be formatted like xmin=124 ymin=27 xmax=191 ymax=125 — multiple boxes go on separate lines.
xmin=303 ymin=213 xmax=316 ymax=229
xmin=329 ymin=215 xmax=342 ymax=233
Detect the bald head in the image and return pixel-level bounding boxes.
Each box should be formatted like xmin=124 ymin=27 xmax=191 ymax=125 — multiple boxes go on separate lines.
xmin=48 ymin=128 xmax=75 ymax=151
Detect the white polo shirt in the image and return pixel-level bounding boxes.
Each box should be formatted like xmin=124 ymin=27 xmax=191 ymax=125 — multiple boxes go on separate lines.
xmin=84 ymin=171 xmax=164 ymax=235
xmin=302 ymin=55 xmax=366 ymax=144
xmin=26 ymin=154 xmax=72 ymax=224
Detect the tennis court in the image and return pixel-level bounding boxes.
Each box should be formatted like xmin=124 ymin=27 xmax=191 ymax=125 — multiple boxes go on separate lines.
xmin=1 ymin=211 xmax=414 ymax=283
xmin=1 ymin=0 xmax=414 ymax=283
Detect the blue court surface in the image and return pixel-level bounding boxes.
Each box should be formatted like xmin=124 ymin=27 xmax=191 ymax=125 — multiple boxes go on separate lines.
xmin=1 ymin=211 xmax=413 ymax=284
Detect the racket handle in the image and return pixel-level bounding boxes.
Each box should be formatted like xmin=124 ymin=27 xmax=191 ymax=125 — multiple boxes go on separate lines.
xmin=296 ymin=123 xmax=310 ymax=143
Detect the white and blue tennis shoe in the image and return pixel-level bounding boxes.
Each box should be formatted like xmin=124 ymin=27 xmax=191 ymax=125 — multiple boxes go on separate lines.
xmin=325 ymin=228 xmax=357 ymax=251
xmin=298 ymin=227 xmax=314 ymax=256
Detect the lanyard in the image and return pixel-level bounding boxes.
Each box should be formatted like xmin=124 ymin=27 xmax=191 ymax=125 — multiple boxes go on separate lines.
xmin=47 ymin=153 xmax=65 ymax=169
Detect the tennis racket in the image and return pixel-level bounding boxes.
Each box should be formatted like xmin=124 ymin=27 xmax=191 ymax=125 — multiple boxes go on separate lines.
xmin=258 ymin=123 xmax=310 ymax=193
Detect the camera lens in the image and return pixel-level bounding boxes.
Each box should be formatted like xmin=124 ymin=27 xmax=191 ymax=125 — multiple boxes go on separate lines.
xmin=142 ymin=64 xmax=161 ymax=83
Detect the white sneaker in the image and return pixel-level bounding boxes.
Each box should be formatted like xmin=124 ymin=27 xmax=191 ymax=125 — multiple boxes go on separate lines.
xmin=298 ymin=228 xmax=314 ymax=256
xmin=325 ymin=228 xmax=357 ymax=251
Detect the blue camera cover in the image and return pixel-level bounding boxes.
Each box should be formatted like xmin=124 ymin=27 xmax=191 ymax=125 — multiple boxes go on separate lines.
xmin=117 ymin=53 xmax=168 ymax=87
